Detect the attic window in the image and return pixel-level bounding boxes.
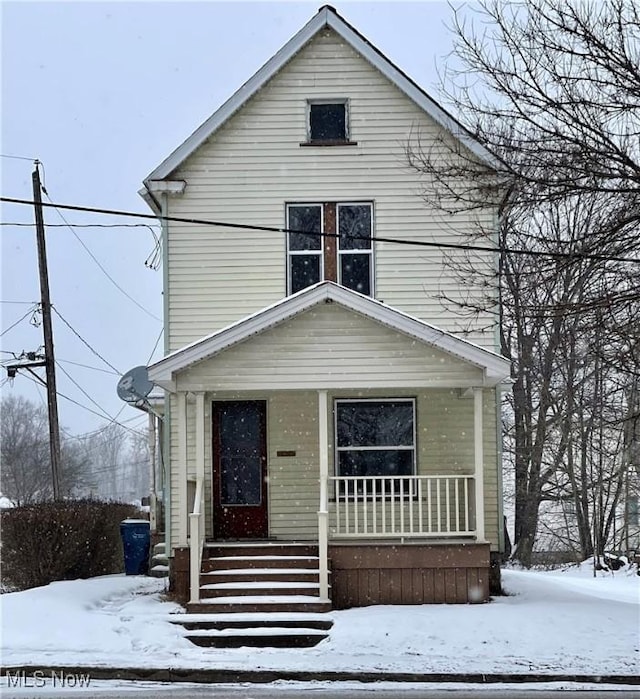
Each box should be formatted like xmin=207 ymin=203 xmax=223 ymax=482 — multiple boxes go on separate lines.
xmin=304 ymin=100 xmax=356 ymax=145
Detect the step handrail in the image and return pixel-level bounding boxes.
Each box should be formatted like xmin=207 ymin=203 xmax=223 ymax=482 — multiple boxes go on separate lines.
xmin=189 ymin=477 xmax=205 ymax=604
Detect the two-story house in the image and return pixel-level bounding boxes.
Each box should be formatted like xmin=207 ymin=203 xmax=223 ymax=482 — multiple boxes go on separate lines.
xmin=141 ymin=5 xmax=511 ymax=647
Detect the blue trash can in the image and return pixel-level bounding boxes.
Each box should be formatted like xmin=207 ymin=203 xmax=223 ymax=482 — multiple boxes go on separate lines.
xmin=120 ymin=519 xmax=150 ymax=575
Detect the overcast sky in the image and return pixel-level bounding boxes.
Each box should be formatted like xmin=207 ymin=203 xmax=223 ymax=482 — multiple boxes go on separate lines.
xmin=1 ymin=0 xmax=465 ymax=438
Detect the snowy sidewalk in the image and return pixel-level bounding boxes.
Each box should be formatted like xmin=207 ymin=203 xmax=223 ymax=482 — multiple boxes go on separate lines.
xmin=1 ymin=564 xmax=638 ymax=679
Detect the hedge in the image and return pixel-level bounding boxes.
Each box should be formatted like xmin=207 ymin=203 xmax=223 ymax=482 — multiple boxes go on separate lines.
xmin=1 ymin=499 xmax=142 ymax=591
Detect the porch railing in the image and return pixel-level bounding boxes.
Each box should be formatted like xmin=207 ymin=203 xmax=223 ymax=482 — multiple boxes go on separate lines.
xmin=329 ymin=475 xmax=475 ymax=538
xmin=188 ymin=477 xmax=205 ymax=603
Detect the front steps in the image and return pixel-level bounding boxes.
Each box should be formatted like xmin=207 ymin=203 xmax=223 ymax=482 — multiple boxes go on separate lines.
xmin=150 ymin=542 xmax=169 ymax=578
xmin=172 ymin=542 xmax=332 ymax=648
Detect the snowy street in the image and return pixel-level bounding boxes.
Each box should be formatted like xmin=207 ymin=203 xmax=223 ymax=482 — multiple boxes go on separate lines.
xmin=1 ymin=682 xmax=639 ymax=698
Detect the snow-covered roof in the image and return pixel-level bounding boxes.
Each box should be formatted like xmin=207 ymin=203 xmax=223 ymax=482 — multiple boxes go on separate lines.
xmin=142 ymin=5 xmax=499 ymax=191
xmin=148 ymin=281 xmax=511 ymax=388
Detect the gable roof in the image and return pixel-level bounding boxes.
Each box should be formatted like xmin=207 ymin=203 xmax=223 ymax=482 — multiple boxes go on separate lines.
xmin=148 ymin=281 xmax=511 ymax=388
xmin=142 ymin=5 xmax=499 ymax=189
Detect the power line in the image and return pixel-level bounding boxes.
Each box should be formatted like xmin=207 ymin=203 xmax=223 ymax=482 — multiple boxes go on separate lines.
xmin=2 ymin=195 xmax=639 ymax=265
xmin=0 ymin=300 xmax=38 ymax=305
xmin=40 ymin=191 xmax=162 ymax=322
xmin=51 ymin=307 xmax=121 ymax=375
xmin=61 ymin=410 xmax=145 ymax=442
xmin=55 ymin=360 xmax=121 ymax=424
xmin=20 ymin=372 xmax=146 ymax=437
xmin=0 ymin=222 xmax=160 ymax=229
xmin=57 ymin=357 xmax=120 ymax=376
xmin=146 ymin=327 xmax=164 ymax=365
xmin=0 ymin=305 xmax=38 ymax=337
xmin=0 ymin=153 xmax=37 ymax=162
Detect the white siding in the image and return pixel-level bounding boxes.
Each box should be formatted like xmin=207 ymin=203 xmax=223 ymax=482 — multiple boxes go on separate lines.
xmin=165 ymin=29 xmax=498 ymax=353
xmin=175 ymin=304 xmax=485 ymax=392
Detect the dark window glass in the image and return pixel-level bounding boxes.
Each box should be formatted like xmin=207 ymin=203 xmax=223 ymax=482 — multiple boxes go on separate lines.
xmin=336 ymin=401 xmax=415 ymax=481
xmin=289 ymin=205 xmax=322 ymax=250
xmin=337 ymin=401 xmax=414 ymax=448
xmin=339 ymin=205 xmax=371 ymax=250
xmin=341 ymin=254 xmax=371 ymax=295
xmin=338 ymin=204 xmax=372 ymax=295
xmin=219 ymin=405 xmax=263 ymax=505
xmin=338 ymin=450 xmax=413 ymax=478
xmin=310 ymin=103 xmax=346 ymax=141
xmin=290 ymin=255 xmax=321 ymax=293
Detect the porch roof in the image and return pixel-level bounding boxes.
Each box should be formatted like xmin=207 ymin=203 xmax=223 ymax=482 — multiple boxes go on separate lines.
xmin=148 ymin=282 xmax=511 ymax=390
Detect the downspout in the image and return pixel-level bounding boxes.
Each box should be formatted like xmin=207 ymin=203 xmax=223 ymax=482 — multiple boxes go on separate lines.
xmin=496 ymin=384 xmax=506 ymax=554
xmin=160 ymin=191 xmax=172 ymax=554
xmin=494 ymin=185 xmax=513 ymax=556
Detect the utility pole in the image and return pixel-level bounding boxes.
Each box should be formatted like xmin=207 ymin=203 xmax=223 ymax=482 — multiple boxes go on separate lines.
xmin=32 ymin=163 xmax=61 ymax=500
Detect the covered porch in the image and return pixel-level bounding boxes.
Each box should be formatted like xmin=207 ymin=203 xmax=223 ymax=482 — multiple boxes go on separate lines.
xmin=148 ymin=282 xmax=510 ymax=607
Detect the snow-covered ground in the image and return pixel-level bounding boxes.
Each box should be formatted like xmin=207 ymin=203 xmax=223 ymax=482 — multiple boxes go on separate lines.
xmin=1 ymin=562 xmax=638 ymax=676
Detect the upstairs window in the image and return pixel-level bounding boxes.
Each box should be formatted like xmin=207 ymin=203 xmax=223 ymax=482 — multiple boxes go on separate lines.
xmin=338 ymin=204 xmax=373 ymax=296
xmin=305 ymin=100 xmax=355 ymax=145
xmin=287 ymin=202 xmax=374 ymax=296
xmin=287 ymin=204 xmax=323 ymax=294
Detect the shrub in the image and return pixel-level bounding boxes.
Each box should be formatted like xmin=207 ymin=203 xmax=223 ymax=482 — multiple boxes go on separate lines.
xmin=1 ymin=499 xmax=142 ymax=591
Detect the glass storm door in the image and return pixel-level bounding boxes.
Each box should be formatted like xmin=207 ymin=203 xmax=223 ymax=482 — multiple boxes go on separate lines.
xmin=212 ymin=401 xmax=268 ymax=539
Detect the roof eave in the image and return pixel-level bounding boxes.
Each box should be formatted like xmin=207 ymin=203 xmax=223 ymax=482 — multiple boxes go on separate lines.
xmin=143 ymin=8 xmax=332 ymax=183
xmin=148 ymin=282 xmax=511 ymax=387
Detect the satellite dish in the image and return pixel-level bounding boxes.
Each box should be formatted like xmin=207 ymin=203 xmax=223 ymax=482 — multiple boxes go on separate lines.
xmin=117 ymin=366 xmax=154 ymax=403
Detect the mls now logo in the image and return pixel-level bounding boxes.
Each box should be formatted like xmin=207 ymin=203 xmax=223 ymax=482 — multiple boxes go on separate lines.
xmin=5 ymin=670 xmax=91 ymax=688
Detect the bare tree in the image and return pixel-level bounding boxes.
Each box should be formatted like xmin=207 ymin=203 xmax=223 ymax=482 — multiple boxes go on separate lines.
xmin=0 ymin=395 xmax=89 ymax=504
xmin=406 ymin=0 xmax=640 ymax=564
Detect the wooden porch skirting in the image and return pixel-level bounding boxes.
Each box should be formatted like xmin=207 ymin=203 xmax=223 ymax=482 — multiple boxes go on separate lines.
xmin=328 ymin=542 xmax=490 ymax=607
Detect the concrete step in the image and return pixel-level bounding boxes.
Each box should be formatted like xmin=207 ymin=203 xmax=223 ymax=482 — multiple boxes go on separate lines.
xmin=169 ymin=612 xmax=333 ymax=631
xmin=188 ymin=595 xmax=332 ymax=615
xmin=150 ymin=540 xmax=169 ymax=578
xmin=149 ymin=563 xmax=169 ymax=578
xmin=183 ymin=628 xmax=329 ymax=648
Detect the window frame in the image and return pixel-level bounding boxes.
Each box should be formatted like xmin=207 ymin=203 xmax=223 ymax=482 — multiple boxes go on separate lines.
xmin=286 ymin=203 xmax=325 ymax=295
xmin=305 ymin=99 xmax=356 ymax=145
xmin=333 ymin=397 xmax=417 ymax=480
xmin=337 ymin=202 xmax=375 ymax=297
xmin=285 ymin=201 xmax=375 ymax=297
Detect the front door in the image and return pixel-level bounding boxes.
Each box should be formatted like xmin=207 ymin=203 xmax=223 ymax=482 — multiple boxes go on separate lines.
xmin=212 ymin=401 xmax=268 ymax=539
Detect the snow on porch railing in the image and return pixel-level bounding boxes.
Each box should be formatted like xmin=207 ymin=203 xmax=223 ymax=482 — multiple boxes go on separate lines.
xmin=188 ymin=477 xmax=205 ymax=604
xmin=329 ymin=475 xmax=475 ymax=538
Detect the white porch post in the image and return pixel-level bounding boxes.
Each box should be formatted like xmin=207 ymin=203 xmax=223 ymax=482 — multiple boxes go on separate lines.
xmin=317 ymin=389 xmax=330 ymax=601
xmin=177 ymin=391 xmax=188 ymax=547
xmin=473 ymin=387 xmax=486 ymax=542
xmin=195 ymin=392 xmax=205 ymax=498
xmin=148 ymin=412 xmax=157 ymax=533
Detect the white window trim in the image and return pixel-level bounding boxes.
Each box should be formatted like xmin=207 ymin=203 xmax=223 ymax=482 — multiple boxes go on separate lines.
xmin=337 ymin=202 xmax=375 ymax=297
xmin=307 ymin=99 xmax=350 ymax=142
xmin=286 ymin=203 xmax=324 ymax=295
xmin=334 ymin=397 xmax=417 ymax=476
